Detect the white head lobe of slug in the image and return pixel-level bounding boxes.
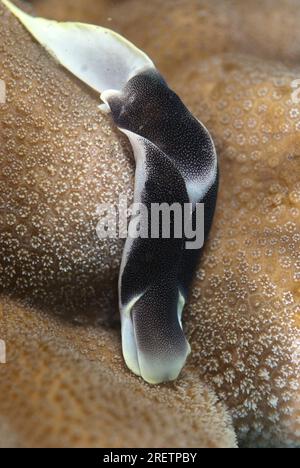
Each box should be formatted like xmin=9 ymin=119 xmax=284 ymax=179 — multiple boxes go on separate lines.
xmin=1 ymin=0 xmax=154 ymax=96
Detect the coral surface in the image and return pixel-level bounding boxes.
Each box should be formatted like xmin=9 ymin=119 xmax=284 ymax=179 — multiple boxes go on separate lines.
xmin=0 ymin=0 xmax=299 ymax=448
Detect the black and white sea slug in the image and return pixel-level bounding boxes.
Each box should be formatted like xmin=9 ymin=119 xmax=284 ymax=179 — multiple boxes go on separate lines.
xmin=2 ymin=0 xmax=218 ymax=384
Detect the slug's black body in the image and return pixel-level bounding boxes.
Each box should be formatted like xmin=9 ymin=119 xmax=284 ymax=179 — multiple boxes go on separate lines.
xmin=103 ymin=69 xmax=218 ymax=383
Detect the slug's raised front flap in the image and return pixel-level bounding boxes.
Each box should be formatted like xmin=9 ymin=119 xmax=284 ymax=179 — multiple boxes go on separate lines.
xmin=1 ymin=0 xmax=154 ymax=93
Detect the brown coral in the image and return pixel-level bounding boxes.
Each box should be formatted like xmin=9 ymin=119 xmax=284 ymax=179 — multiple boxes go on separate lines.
xmin=32 ymin=0 xmax=300 ymax=78
xmin=179 ymin=55 xmax=300 ymax=447
xmin=0 ymin=1 xmax=236 ymax=448
xmin=0 ymin=297 xmax=236 ymax=448
xmin=0 ymin=0 xmax=299 ymax=448
xmin=0 ymin=0 xmax=133 ymax=321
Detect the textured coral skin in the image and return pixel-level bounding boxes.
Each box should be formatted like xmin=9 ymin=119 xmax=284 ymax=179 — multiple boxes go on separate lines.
xmin=0 ymin=297 xmax=236 ymax=448
xmin=0 ymin=0 xmax=300 ymax=448
xmin=0 ymin=1 xmax=134 ymax=322
xmin=179 ymin=57 xmax=300 ymax=447
xmin=32 ymin=0 xmax=300 ymax=77
xmin=0 ymin=2 xmax=237 ymax=448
